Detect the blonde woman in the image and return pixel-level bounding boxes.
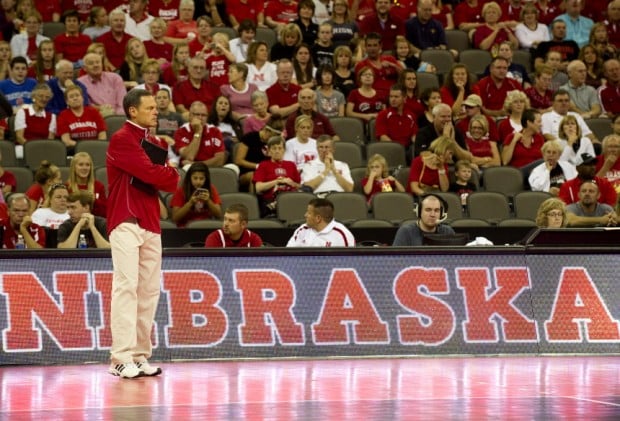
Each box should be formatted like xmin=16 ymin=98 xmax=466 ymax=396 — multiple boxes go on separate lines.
xmin=66 ymin=152 xmax=108 ymax=218
xmin=283 ymin=115 xmax=318 ymax=172
xmin=498 ymin=90 xmax=530 ymax=143
xmin=472 ymin=2 xmax=518 ymax=54
xmin=270 ymin=23 xmax=303 ymax=62
xmin=407 ymin=136 xmax=456 ymax=196
xmin=362 ymin=153 xmax=405 ymax=203
xmin=464 ymin=115 xmax=501 ymax=168
xmin=536 ymin=198 xmax=567 ymax=228
xmin=119 ymin=37 xmax=149 ymax=90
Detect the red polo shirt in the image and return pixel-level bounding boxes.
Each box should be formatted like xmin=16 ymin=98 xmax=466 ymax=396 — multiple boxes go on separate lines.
xmin=375 ymin=107 xmax=418 ymax=148
xmin=266 ymin=82 xmax=301 ymax=109
xmin=54 ymin=33 xmax=91 ymax=63
xmin=174 ymin=123 xmax=225 ymax=162
xmin=96 ymin=31 xmax=132 ymax=70
xmin=173 ymin=79 xmax=220 ymax=110
xmin=473 ymin=76 xmax=523 ymax=112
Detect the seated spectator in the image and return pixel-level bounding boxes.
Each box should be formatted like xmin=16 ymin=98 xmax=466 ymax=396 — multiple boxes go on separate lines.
xmin=134 ymin=59 xmax=173 ymax=100
xmin=284 ymin=115 xmax=318 ymax=172
xmin=174 ymin=100 xmax=226 ymax=170
xmin=83 ymin=7 xmax=110 ymax=41
xmin=559 ymin=153 xmax=618 ymax=206
xmin=270 ymin=22 xmax=303 ymax=62
xmin=170 ymin=162 xmax=222 ymax=227
xmin=312 ymin=22 xmax=336 ymax=68
xmin=345 ymin=66 xmax=384 ymax=123
xmin=533 ymin=20 xmax=580 ymax=72
xmin=590 ymin=22 xmax=618 ymax=61
xmin=559 ymin=59 xmax=601 ymax=119
xmin=204 ymin=203 xmax=263 ymax=247
xmin=66 ymin=152 xmax=108 ymax=218
xmin=31 ymin=182 xmax=69 ymax=229
xmin=229 ymin=19 xmax=257 ymax=63
xmin=524 ymin=65 xmax=554 ymax=113
xmin=358 ymin=0 xmax=404 ymax=52
xmin=205 ymin=32 xmax=235 ymax=87
xmin=554 ymin=0 xmax=593 ymax=48
xmin=326 ymin=0 xmax=359 ymax=48
xmin=541 ymin=89 xmax=596 ymax=144
xmin=414 ymin=103 xmax=471 ymax=161
xmin=296 ymin=0 xmax=319 ymax=47
xmin=440 ymin=64 xmax=473 ymax=120
xmin=514 ymin=3 xmax=550 ymax=50
xmin=173 ymin=56 xmax=219 ymax=120
xmin=0 ymin=193 xmax=45 ymax=249
xmin=57 ymin=190 xmax=110 ymax=249
xmin=362 ymin=153 xmax=405 ymax=204
xmin=155 ymin=88 xmax=183 ymax=165
xmin=599 ymin=59 xmax=620 ymax=117
xmin=285 ymin=88 xmax=338 ymax=141
xmin=161 ymin=43 xmax=189 ymax=88
xmin=375 ymin=84 xmax=418 ymax=154
xmin=529 ymin=140 xmax=577 ymax=196
xmin=119 ymin=38 xmax=149 ymax=90
xmin=464 ymin=115 xmax=501 ymax=168
xmin=14 ymin=83 xmax=55 ymax=146
xmin=482 ymin=41 xmax=531 ymax=89
xmin=254 ymin=136 xmax=301 ymax=216
xmin=95 ymin=8 xmax=131 ymax=72
xmin=497 ymin=89 xmax=530 ymax=143
xmin=314 ymin=64 xmax=345 ymax=118
xmin=143 ymin=18 xmax=173 ymax=65
xmin=595 ymin=134 xmax=620 ymax=188
xmin=536 ymin=197 xmax=568 ymax=228
xmin=392 ymin=193 xmax=455 ymax=246
xmin=417 ymin=87 xmax=442 ymax=130
xmin=0 ymin=149 xmax=15 ymax=195
xmin=243 ymin=90 xmax=271 ymax=134
xmin=77 ymin=52 xmax=126 ymax=117
xmin=0 ymin=41 xmax=11 ymax=81
xmin=604 ymin=0 xmax=620 ymax=50
xmin=36 ymin=1 xmax=61 ymax=24
xmin=29 ymin=40 xmax=56 ymax=83
xmin=0 ymin=56 xmax=36 ymax=112
xmin=235 ymin=117 xmax=282 ymax=191
xmin=544 ymin=50 xmax=569 ymax=92
xmin=227 ymin=1 xmax=265 ymax=32
xmin=579 ymin=44 xmax=604 ymax=90
xmin=265 ymin=0 xmax=299 ymax=34
xmin=246 ymin=41 xmax=277 ymax=92
xmin=455 ymin=94 xmax=500 ymax=143
xmin=557 ymin=115 xmax=595 ymax=166
xmin=566 ymin=181 xmax=617 ymax=227
xmin=453 ymin=0 xmax=484 ymax=32
xmin=220 ymin=62 xmax=259 ymax=122
xmin=354 ymin=32 xmax=404 ymax=100
xmin=10 ymin=10 xmax=48 ymax=66
xmin=267 ymin=59 xmax=303 ymax=119
xmin=57 ymin=85 xmax=106 ymax=151
xmin=125 ymin=0 xmax=155 ymax=41
xmin=208 ymin=94 xmax=242 ymax=162
xmin=332 ymin=45 xmax=355 ymax=99
xmin=26 ymin=161 xmax=62 ymax=213
xmin=399 ymin=68 xmax=424 ymax=119
xmin=405 ymin=0 xmax=451 ymax=58
xmin=502 ymin=108 xmax=545 ymax=168
xmin=286 ymin=197 xmax=356 ymax=247
xmin=301 ymin=135 xmax=353 ymax=195
xmin=449 ymin=159 xmax=477 ymax=206
xmin=54 ymin=9 xmax=91 ymax=67
xmin=472 ymin=2 xmax=518 ymax=54
xmin=84 ymin=42 xmax=115 ymax=73
xmin=472 ymin=56 xmax=523 ymax=118
xmin=187 ymin=15 xmax=213 ymax=58
xmin=164 ymin=0 xmax=198 ymax=46
xmin=291 ymin=44 xmax=316 ymax=90
xmin=408 ymin=135 xmax=455 ymax=196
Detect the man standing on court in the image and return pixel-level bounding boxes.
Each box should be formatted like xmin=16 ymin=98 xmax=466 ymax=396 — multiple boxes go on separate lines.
xmin=106 ymin=89 xmax=180 ymax=379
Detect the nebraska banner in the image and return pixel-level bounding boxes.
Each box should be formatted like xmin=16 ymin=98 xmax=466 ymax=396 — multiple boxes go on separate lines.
xmin=1 ymin=250 xmax=620 ymax=365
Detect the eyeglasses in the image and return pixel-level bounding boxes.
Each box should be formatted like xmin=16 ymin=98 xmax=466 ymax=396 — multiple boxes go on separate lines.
xmin=547 ymin=211 xmax=563 ymax=218
xmin=191 ymin=112 xmax=208 ymax=117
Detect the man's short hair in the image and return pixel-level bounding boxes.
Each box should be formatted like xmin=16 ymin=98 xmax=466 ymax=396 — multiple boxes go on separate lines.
xmin=61 ymin=9 xmax=79 ymax=23
xmin=316 ymin=134 xmax=333 ymax=144
xmin=123 ymin=89 xmax=153 ymax=118
xmin=267 ymin=136 xmax=285 ymax=148
xmin=68 ymin=190 xmax=94 ymax=208
xmin=552 ymin=89 xmax=570 ymax=101
xmin=521 ymin=108 xmax=540 ymax=127
xmin=226 ymin=203 xmax=249 ymax=223
xmin=238 ymin=19 xmax=257 ymax=33
xmin=308 ymin=198 xmax=334 ymax=222
xmin=491 ymin=56 xmax=509 ymax=67
xmin=7 ymin=193 xmax=28 ymax=209
xmin=364 ymin=32 xmax=382 ymax=43
xmin=55 ymin=59 xmax=73 ymax=72
xmin=10 ymin=56 xmax=27 ymax=69
xmin=390 ymin=84 xmax=405 ymax=95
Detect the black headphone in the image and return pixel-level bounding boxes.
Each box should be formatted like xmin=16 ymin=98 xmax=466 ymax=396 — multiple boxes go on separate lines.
xmin=418 ymin=194 xmax=449 ymax=222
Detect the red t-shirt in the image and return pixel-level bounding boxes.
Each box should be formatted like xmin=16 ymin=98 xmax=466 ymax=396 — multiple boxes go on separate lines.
xmin=204 ymin=228 xmax=263 ymax=248
xmin=62 ymin=0 xmax=92 ymax=22
xmin=266 ymin=82 xmax=301 ymax=109
xmin=404 ymin=95 xmax=424 ymax=119
xmin=595 ymin=156 xmax=620 ymax=189
xmin=252 ymin=159 xmax=300 ymax=202
xmin=25 ymin=183 xmax=45 ymax=209
xmin=407 ymin=155 xmax=448 ymax=193
xmin=347 ymin=89 xmax=385 ymax=115
xmin=354 ymin=56 xmax=402 ymax=99
xmin=36 ymin=2 xmax=61 ymax=23
xmin=361 ymin=176 xmax=398 ymax=203
xmin=227 ymin=0 xmax=265 ymax=24
xmin=503 ymin=132 xmax=545 ymax=168
xmin=465 ymin=135 xmax=495 ymax=159
xmin=559 ymin=176 xmax=618 ymax=207
xmin=144 ymin=40 xmax=173 ymax=63
xmin=170 ymin=184 xmax=221 ymax=227
xmin=264 ymin=0 xmax=299 ymax=24
xmin=162 ymin=66 xmax=187 ymax=87
xmin=173 ymin=79 xmax=220 ymax=110
xmin=473 ymin=76 xmax=523 ymax=112
xmin=148 ymin=0 xmax=181 ymax=20
xmin=54 ymin=33 xmax=91 ymax=63
xmin=174 ymin=123 xmax=225 ymax=162
xmin=96 ymin=31 xmax=132 ymax=70
xmin=57 ymin=106 xmax=106 ymax=141
xmin=473 ymin=25 xmax=514 ymax=52
xmin=453 ymin=1 xmax=483 ymax=29
xmin=0 ymin=218 xmax=46 ymax=248
xmin=525 ymin=86 xmax=553 ymax=112
xmin=205 ymin=54 xmax=231 ymax=87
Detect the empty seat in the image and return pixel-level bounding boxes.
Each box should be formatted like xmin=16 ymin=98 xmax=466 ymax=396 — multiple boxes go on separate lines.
xmin=368 ymin=118 xmax=377 ymax=142
xmin=433 ymin=192 xmax=464 ymax=221
xmin=212 ymin=27 xmax=238 ymax=40
xmin=482 ymin=166 xmax=524 ymax=198
xmin=74 ymin=141 xmax=109 ymax=168
xmin=497 ymin=218 xmax=537 ymax=227
xmin=416 ymin=72 xmax=440 ymax=93
xmin=420 ymin=49 xmax=455 ymax=76
xmin=276 ymin=191 xmax=316 ymax=226
xmin=326 ymin=192 xmax=368 ymax=223
xmin=247 ymin=219 xmax=284 ymax=228
xmin=513 ymin=191 xmax=552 ymax=220
xmin=186 ymin=219 xmax=223 ymax=229
xmin=0 ymin=140 xmax=17 ymax=166
xmin=372 ymin=192 xmax=415 ymax=223
xmin=330 ymin=116 xmax=366 ymax=144
xmin=95 ymin=166 xmax=108 ymax=193
xmin=42 ymin=22 xmax=65 ymax=39
xmin=459 ymin=49 xmax=492 ymax=77
xmin=350 ymin=167 xmax=367 ymax=194
xmin=160 ymin=220 xmax=177 ymax=229
xmin=104 ymin=115 xmax=126 ymax=140
xmin=450 ymin=218 xmax=492 ymax=228
xmin=209 ymin=167 xmax=239 ymax=193
xmin=393 ymin=166 xmax=410 ymax=191
xmin=366 ymin=142 xmax=407 ymax=169
xmin=58 ymin=166 xmax=70 ymax=182
xmin=445 ymin=29 xmax=471 ymax=52
xmin=23 ymin=140 xmax=67 ymax=169
xmin=586 ymin=117 xmax=612 ymax=141
xmin=219 ymin=192 xmax=260 ymax=219
xmin=334 ymin=142 xmax=364 ymax=168
xmin=512 ymin=49 xmax=532 ymax=73
xmin=256 ymin=27 xmax=277 ymax=49
xmin=4 ymin=166 xmax=33 ymax=193
xmin=349 ymin=219 xmax=395 ymax=228
xmin=467 ymin=191 xmax=511 ymax=224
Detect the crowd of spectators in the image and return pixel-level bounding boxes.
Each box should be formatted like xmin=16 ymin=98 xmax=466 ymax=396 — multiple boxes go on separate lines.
xmin=0 ymin=0 xmax=619 ymax=249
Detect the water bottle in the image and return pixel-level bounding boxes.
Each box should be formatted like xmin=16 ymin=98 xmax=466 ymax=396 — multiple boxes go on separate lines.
xmin=15 ymin=234 xmax=25 ymax=249
xmin=78 ymin=234 xmax=88 ymax=249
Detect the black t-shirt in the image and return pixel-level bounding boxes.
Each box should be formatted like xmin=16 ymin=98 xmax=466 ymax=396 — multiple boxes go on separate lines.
xmin=56 ymin=216 xmax=108 ymax=248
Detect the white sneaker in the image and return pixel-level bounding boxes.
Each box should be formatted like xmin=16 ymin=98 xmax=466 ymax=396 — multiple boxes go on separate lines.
xmin=135 ymin=360 xmax=162 ymax=376
xmin=108 ymin=362 xmax=143 ymax=379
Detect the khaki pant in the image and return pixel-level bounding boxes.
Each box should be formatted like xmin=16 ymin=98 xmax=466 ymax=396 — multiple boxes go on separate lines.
xmin=109 ymin=222 xmax=162 ymax=364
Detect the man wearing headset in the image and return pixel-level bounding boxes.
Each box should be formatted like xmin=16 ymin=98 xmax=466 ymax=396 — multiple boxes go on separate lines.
xmin=392 ymin=194 xmax=455 ymax=246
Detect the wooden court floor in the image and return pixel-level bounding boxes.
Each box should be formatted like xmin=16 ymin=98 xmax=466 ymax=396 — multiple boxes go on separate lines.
xmin=1 ymin=356 xmax=619 ymax=420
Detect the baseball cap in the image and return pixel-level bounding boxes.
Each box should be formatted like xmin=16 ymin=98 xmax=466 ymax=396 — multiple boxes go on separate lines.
xmin=463 ymin=94 xmax=482 ymax=108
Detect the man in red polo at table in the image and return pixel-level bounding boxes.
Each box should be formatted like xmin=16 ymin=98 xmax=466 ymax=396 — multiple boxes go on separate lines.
xmin=375 ymin=84 xmax=417 ymax=156
xmin=54 ymin=10 xmax=91 ymax=67
xmin=266 ymin=59 xmax=301 ymax=119
xmin=174 ymin=100 xmax=226 ymax=170
xmin=472 ymin=56 xmax=523 ymax=118
xmin=173 ymin=56 xmax=219 ymax=120
xmin=96 ymin=8 xmax=132 ymax=72
xmin=0 ymin=193 xmax=45 ymax=249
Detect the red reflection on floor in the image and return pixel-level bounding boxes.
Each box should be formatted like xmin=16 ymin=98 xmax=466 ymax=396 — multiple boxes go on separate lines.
xmin=1 ymin=356 xmax=620 ymax=419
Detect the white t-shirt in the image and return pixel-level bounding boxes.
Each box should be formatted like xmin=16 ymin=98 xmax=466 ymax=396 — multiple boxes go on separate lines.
xmin=31 ymin=208 xmax=69 ymax=229
xmin=541 ymin=110 xmax=592 ymax=140
xmin=247 ymin=62 xmax=278 ymax=92
xmin=287 ymin=219 xmax=356 ymax=247
xmin=301 ymin=158 xmax=353 ymax=193
xmin=284 ymin=137 xmax=318 ymax=171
